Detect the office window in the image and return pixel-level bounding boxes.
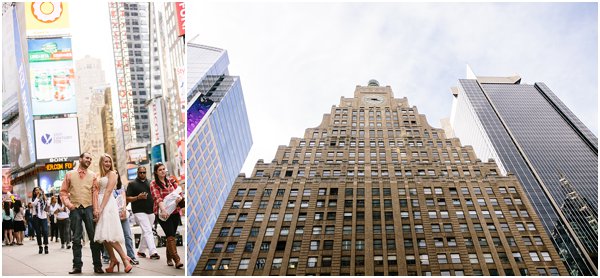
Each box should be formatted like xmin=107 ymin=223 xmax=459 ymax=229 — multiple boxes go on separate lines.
xmin=238 ymin=258 xmax=250 ymax=270
xmin=205 ymin=259 xmax=217 ymax=270
xmin=307 ymin=257 xmax=318 ymax=268
xmin=218 ymin=258 xmax=231 ymax=270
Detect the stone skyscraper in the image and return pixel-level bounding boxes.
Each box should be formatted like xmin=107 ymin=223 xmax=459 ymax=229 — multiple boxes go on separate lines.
xmin=194 ymin=81 xmax=567 ymax=276
xmin=448 ymin=68 xmax=598 ymax=275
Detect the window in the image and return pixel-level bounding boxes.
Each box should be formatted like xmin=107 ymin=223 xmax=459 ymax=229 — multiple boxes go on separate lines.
xmin=322 ymin=256 xmax=332 ymax=267
xmin=219 ymin=228 xmax=230 ymax=237
xmin=312 ymin=226 xmax=322 ymax=235
xmin=307 ymin=257 xmax=318 ymax=268
xmin=219 ymin=258 xmax=231 ymax=270
xmin=356 ymin=240 xmax=365 ymax=250
xmin=272 ymin=258 xmax=283 ymax=269
xmin=469 ymin=254 xmax=478 ymax=264
xmin=226 ymin=242 xmax=237 ymax=252
xmin=232 ymin=227 xmax=243 ymax=236
xmin=288 ymin=257 xmax=299 ymax=269
xmin=406 ymin=255 xmax=416 ymax=264
xmin=239 ymin=258 xmax=250 ymax=270
xmin=249 ymin=227 xmax=259 ymax=237
xmin=451 ymin=253 xmax=461 ymax=264
xmin=244 ymin=242 xmax=254 ymax=252
xmin=255 ymin=258 xmax=266 ymax=270
xmin=530 ymin=252 xmax=540 ymax=262
xmin=280 ymin=227 xmax=289 ymax=235
xmin=292 ymin=241 xmax=301 ymax=251
xmin=374 ymin=256 xmax=384 ymax=266
xmin=265 ymin=227 xmax=275 ymax=236
xmin=255 ymin=214 xmax=264 ymax=222
xmin=310 ymin=240 xmax=320 ymax=251
xmin=226 ymin=214 xmax=236 ymax=222
xmin=205 ymin=259 xmax=217 ymax=270
xmin=483 ymin=253 xmax=494 ymax=263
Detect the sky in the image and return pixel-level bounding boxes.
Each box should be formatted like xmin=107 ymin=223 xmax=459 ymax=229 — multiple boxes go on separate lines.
xmin=188 ymin=2 xmax=599 ymax=176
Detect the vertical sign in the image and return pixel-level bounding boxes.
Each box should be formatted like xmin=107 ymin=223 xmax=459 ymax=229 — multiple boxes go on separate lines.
xmin=175 ymin=2 xmax=185 ymax=37
xmin=148 ymin=98 xmax=165 ymax=146
xmin=109 ymin=2 xmax=136 ymax=146
xmin=13 ymin=7 xmax=36 ymax=167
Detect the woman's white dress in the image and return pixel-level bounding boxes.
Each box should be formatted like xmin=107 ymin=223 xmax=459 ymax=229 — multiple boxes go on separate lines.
xmin=94 ymin=176 xmax=124 ymax=243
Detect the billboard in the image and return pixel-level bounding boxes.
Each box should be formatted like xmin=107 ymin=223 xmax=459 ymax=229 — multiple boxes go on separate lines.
xmin=38 ymin=170 xmax=67 ymax=194
xmin=127 ymin=147 xmax=148 ymax=165
xmin=13 ymin=8 xmax=36 ymax=168
xmin=25 ymin=2 xmax=71 ymax=38
xmin=28 ymin=38 xmax=73 ymax=62
xmin=175 ymin=2 xmax=185 ymax=37
xmin=33 ymin=118 xmax=80 ymax=161
xmin=151 ymin=144 xmax=166 ymax=165
xmin=29 ymin=59 xmax=76 ymax=116
xmin=2 ymin=168 xmax=12 ymax=194
xmin=148 ymin=98 xmax=165 ymax=146
xmin=187 ymin=94 xmax=214 ymax=137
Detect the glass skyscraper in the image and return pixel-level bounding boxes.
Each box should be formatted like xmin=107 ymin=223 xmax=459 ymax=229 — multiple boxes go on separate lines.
xmin=449 ymin=68 xmax=598 ymax=275
xmin=186 ymin=43 xmax=253 ymax=274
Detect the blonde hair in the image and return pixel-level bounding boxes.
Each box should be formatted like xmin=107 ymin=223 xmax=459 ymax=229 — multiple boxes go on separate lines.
xmin=99 ymin=153 xmax=115 ymax=177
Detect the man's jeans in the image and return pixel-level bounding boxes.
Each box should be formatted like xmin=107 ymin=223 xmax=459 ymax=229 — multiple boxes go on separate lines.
xmin=70 ymin=206 xmax=102 ymax=269
xmin=134 ymin=212 xmax=158 ymax=255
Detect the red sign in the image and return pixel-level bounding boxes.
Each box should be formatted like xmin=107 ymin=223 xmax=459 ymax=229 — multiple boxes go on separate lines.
xmin=175 ymin=2 xmax=185 ymax=37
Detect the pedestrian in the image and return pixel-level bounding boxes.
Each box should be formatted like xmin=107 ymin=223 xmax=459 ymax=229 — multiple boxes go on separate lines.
xmin=49 ymin=196 xmax=59 ymax=242
xmin=25 ymin=202 xmax=35 ymax=240
xmin=2 ymin=200 xmax=14 ymax=246
xmin=12 ymin=199 xmax=25 ymax=245
xmin=114 ymin=170 xmax=139 ymax=265
xmin=126 ymin=166 xmax=160 ymax=260
xmin=31 ymin=186 xmax=49 ymax=254
xmin=60 ymin=152 xmax=104 ymax=274
xmin=94 ymin=153 xmax=132 ymax=273
xmin=55 ymin=196 xmax=71 ymax=249
xmin=150 ymin=163 xmax=184 ymax=269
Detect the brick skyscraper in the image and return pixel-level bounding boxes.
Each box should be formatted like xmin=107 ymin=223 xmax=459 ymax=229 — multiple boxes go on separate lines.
xmin=194 ymin=81 xmax=567 ymax=276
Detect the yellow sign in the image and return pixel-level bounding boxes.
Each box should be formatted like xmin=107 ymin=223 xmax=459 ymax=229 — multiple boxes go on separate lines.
xmin=45 ymin=161 xmax=73 ymax=171
xmin=25 ymin=2 xmax=71 ymax=38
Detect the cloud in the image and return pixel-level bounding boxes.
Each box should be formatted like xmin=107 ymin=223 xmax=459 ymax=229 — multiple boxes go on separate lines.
xmin=190 ymin=2 xmax=598 ymax=174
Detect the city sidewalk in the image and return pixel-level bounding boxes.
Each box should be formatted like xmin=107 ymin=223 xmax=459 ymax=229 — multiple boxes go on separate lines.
xmin=2 ymin=237 xmax=185 ymax=276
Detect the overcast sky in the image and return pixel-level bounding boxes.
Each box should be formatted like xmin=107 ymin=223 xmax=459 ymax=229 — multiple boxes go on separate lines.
xmin=188 ymin=2 xmax=598 ymax=175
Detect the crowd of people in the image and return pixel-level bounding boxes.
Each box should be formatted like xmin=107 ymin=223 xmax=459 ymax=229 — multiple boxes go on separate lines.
xmin=2 ymin=152 xmax=185 ymax=274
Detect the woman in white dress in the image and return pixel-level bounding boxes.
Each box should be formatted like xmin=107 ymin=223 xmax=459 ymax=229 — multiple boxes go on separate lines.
xmin=94 ymin=153 xmax=132 ymax=273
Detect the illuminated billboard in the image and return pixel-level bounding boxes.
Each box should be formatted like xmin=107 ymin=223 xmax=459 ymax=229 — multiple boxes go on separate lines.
xmin=38 ymin=170 xmax=68 ymax=193
xmin=2 ymin=168 xmax=12 ymax=194
xmin=33 ymin=118 xmax=80 ymax=161
xmin=127 ymin=147 xmax=148 ymax=165
xmin=29 ymin=60 xmax=76 ymax=115
xmin=187 ymin=95 xmax=214 ymax=137
xmin=28 ymin=38 xmax=73 ymax=62
xmin=25 ymin=2 xmax=71 ymax=38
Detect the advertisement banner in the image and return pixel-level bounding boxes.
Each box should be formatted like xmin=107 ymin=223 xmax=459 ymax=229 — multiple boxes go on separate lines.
xmin=127 ymin=147 xmax=148 ymax=165
xmin=2 ymin=168 xmax=12 ymax=194
xmin=175 ymin=2 xmax=185 ymax=37
xmin=149 ymin=98 xmax=165 ymax=146
xmin=28 ymin=38 xmax=73 ymax=62
xmin=13 ymin=8 xmax=36 ymax=168
xmin=151 ymin=144 xmax=166 ymax=165
xmin=38 ymin=170 xmax=67 ymax=194
xmin=25 ymin=2 xmax=71 ymax=38
xmin=29 ymin=60 xmax=77 ymax=115
xmin=187 ymin=95 xmax=214 ymax=137
xmin=33 ymin=118 xmax=80 ymax=160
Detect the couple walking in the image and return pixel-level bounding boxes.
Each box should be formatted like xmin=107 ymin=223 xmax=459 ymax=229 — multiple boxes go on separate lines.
xmin=60 ymin=152 xmax=132 ymax=274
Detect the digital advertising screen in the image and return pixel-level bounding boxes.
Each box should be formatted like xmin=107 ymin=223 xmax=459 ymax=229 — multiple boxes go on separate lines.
xmin=33 ymin=117 xmax=80 ymax=161
xmin=38 ymin=170 xmax=68 ymax=194
xmin=28 ymin=38 xmax=73 ymax=62
xmin=187 ymin=94 xmax=214 ymax=137
xmin=29 ymin=59 xmax=77 ymax=115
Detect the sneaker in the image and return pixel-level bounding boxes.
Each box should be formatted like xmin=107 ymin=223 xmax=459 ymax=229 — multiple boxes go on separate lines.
xmin=149 ymin=253 xmax=160 ymax=260
xmin=137 ymin=252 xmax=147 ymax=258
xmin=66 ymin=245 xmax=71 ymax=249
xmin=130 ymin=258 xmax=140 ymax=265
xmin=103 ymin=257 xmax=110 ymax=264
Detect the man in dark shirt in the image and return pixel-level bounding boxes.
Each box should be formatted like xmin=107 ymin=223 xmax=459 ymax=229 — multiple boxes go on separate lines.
xmin=126 ymin=166 xmax=160 ymax=260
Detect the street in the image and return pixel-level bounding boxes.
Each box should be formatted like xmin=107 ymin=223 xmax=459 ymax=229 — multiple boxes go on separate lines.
xmin=2 ymin=234 xmax=185 ymax=276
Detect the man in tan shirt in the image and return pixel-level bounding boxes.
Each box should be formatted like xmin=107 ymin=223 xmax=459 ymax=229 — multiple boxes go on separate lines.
xmin=60 ymin=152 xmax=104 ymax=274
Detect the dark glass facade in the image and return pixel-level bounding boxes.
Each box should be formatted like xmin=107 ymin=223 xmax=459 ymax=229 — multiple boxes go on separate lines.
xmin=452 ymin=78 xmax=598 ymax=275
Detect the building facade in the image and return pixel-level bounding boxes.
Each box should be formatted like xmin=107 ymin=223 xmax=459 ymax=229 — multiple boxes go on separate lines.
xmin=449 ymin=69 xmax=598 ymax=275
xmin=187 ymin=43 xmax=253 ymax=274
xmin=195 ymin=81 xmax=567 ymax=276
